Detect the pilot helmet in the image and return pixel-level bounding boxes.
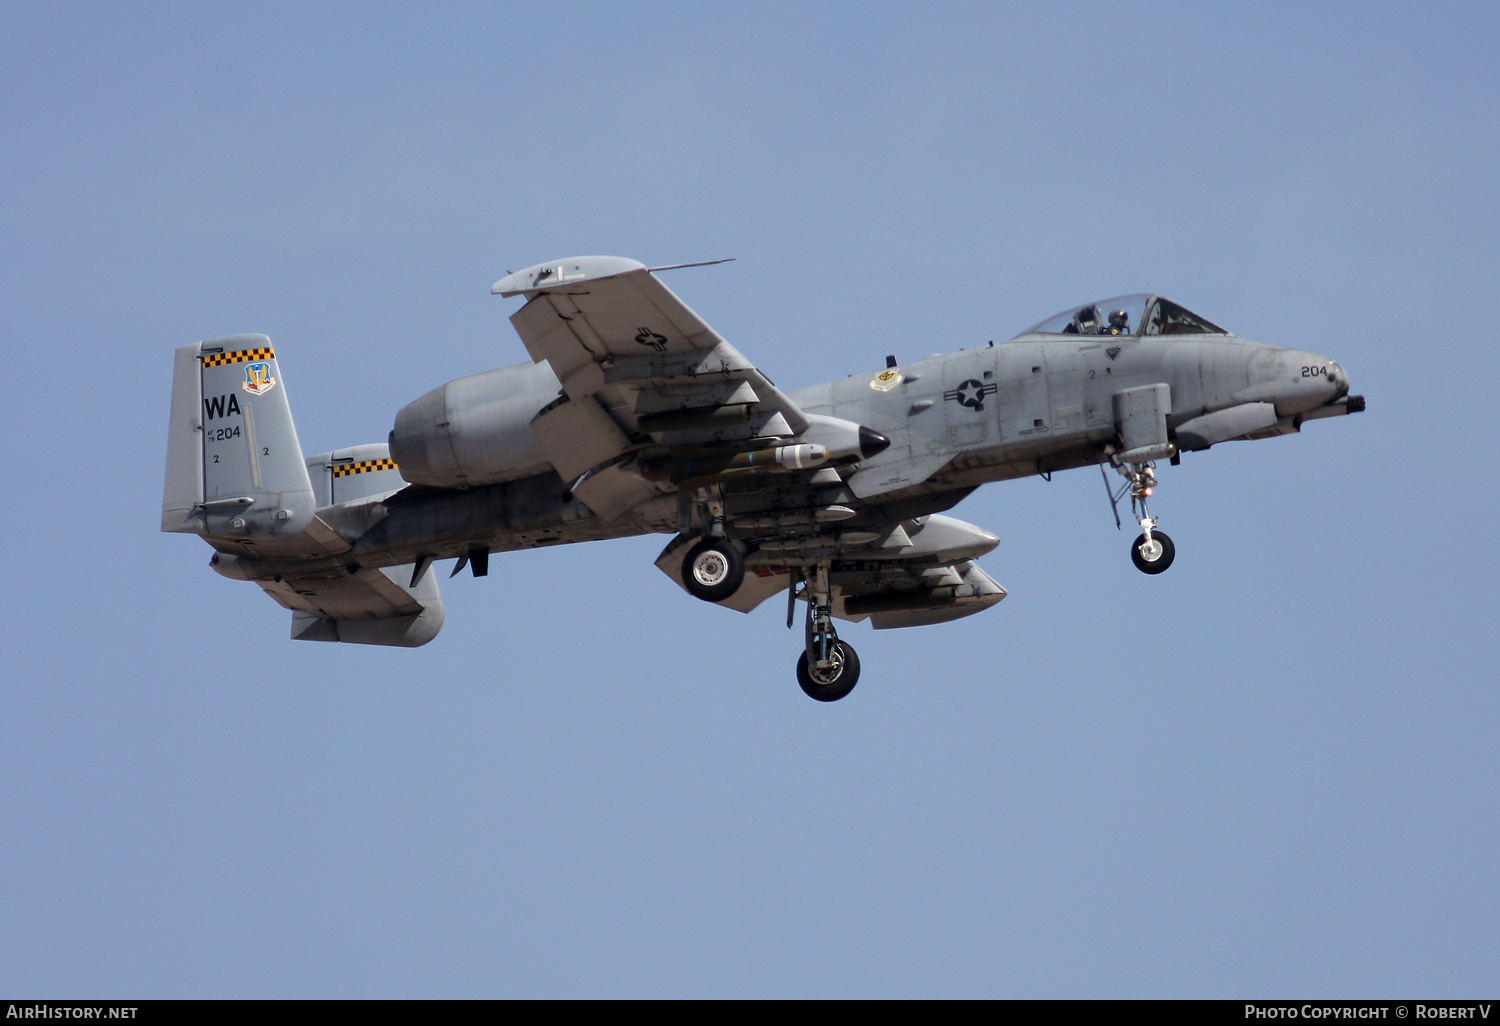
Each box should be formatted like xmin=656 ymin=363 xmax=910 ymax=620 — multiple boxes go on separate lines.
xmin=1109 ymin=309 xmax=1129 ymax=329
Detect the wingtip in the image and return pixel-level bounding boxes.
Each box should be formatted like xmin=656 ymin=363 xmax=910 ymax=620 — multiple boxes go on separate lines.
xmin=492 ymin=256 xmax=648 ymax=297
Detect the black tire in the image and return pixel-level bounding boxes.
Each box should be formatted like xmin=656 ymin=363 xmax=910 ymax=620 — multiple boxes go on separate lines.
xmin=682 ymin=539 xmax=745 ymax=602
xmin=1131 ymin=531 xmax=1175 ymax=574
xmin=796 ymin=641 xmax=861 ymax=702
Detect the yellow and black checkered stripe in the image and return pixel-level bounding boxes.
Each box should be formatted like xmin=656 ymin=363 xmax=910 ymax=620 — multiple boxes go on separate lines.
xmin=331 ymin=458 xmax=399 ymax=478
xmin=202 ymin=347 xmax=276 ymax=368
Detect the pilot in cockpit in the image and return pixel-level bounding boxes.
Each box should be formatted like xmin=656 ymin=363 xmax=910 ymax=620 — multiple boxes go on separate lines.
xmin=1103 ymin=309 xmax=1130 ymax=336
xmin=1063 ymin=305 xmax=1102 ymax=335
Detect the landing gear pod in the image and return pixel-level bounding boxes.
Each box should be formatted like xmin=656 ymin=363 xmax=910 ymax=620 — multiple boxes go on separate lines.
xmin=682 ymin=539 xmax=746 ymax=602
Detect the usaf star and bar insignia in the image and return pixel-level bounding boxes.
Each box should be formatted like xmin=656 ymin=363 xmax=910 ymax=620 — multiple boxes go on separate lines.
xmin=944 ymin=378 xmax=998 ymax=412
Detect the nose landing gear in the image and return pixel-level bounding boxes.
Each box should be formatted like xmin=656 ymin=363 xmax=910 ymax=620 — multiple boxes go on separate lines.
xmin=1103 ymin=457 xmax=1176 ymax=574
xmin=1131 ymin=525 xmax=1175 ymax=574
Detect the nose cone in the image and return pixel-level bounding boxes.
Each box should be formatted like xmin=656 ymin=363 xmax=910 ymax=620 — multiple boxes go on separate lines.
xmin=1249 ymin=348 xmax=1349 ymax=415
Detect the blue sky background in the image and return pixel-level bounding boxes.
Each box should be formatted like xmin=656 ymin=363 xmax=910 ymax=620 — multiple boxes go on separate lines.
xmin=3 ymin=1 xmax=1497 ymax=998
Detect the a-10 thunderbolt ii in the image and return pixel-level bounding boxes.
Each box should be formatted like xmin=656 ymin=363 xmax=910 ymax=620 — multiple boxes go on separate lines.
xmin=161 ymin=256 xmax=1363 ymax=701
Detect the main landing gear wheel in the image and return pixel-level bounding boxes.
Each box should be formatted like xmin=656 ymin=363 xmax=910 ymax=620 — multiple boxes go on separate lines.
xmin=1131 ymin=531 xmax=1175 ymax=574
xmin=682 ymin=539 xmax=745 ymax=602
xmin=796 ymin=641 xmax=861 ymax=702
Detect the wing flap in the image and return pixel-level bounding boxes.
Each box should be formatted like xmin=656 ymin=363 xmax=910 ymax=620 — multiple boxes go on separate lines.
xmin=495 ymin=257 xmax=818 ymax=522
xmin=529 ymin=394 xmax=635 ymax=483
xmin=571 ymin=464 xmax=663 ymax=523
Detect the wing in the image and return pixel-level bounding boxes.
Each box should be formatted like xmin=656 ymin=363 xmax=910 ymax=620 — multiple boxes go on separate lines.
xmin=493 ymin=257 xmax=812 ymax=520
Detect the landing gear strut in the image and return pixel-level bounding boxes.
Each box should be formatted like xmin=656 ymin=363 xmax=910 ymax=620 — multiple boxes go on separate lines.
xmin=792 ymin=564 xmax=860 ymax=701
xmin=1103 ymin=457 xmax=1176 ymax=575
xmin=680 ymin=488 xmax=746 ymax=602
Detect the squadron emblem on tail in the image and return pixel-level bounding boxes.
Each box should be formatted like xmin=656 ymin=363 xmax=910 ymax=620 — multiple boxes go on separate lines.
xmin=242 ymin=361 xmax=277 ymax=396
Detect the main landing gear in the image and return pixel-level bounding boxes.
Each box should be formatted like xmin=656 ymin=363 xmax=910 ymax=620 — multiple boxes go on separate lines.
xmin=677 ymin=490 xmax=859 ymax=701
xmin=1103 ymin=457 xmax=1176 ymax=575
xmin=790 ymin=564 xmax=860 ymax=702
xmin=682 ymin=538 xmax=745 ymax=601
xmin=680 ymin=489 xmax=747 ymax=602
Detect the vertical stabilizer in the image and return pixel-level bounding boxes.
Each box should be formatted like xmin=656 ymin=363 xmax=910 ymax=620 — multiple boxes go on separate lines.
xmin=161 ymin=335 xmax=315 ymax=540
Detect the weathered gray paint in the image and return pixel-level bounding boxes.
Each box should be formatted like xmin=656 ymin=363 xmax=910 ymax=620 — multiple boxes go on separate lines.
xmin=183 ymin=334 xmax=316 ymax=542
xmin=164 ymin=258 xmax=1361 ymax=654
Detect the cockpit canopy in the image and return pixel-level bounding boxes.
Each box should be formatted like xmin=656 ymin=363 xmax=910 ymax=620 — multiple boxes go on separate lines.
xmin=1012 ymin=294 xmax=1229 ymax=340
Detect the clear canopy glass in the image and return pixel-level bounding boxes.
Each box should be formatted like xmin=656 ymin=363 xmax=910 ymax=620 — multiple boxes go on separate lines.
xmin=1013 ymin=295 xmax=1228 ymax=339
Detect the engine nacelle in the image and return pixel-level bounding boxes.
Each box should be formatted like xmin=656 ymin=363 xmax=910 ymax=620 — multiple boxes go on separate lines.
xmin=390 ymin=361 xmax=562 ymax=488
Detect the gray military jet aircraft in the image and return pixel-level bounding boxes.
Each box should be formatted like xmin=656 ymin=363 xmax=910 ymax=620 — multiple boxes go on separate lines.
xmin=162 ymin=256 xmax=1363 ymax=701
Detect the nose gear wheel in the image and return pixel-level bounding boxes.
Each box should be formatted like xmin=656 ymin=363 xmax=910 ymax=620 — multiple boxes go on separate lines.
xmin=1131 ymin=530 xmax=1175 ymax=573
xmin=1103 ymin=456 xmax=1178 ymax=575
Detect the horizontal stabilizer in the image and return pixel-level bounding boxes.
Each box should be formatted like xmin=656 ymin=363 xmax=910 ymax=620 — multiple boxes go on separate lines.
xmin=280 ymin=561 xmax=445 ymax=648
